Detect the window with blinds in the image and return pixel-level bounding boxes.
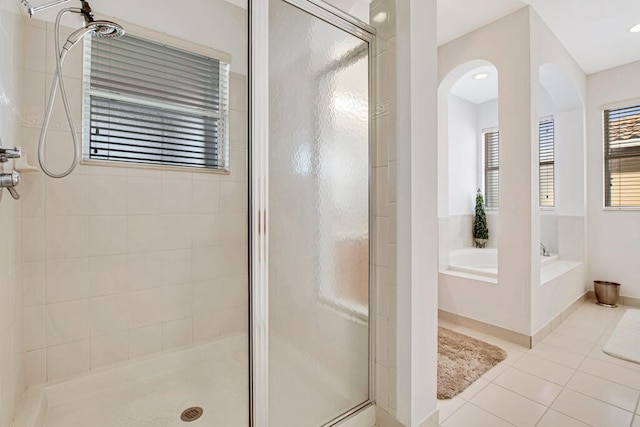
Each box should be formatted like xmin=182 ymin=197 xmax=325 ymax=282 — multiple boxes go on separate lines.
xmin=604 ymin=104 xmax=640 ymax=207
xmin=83 ymin=33 xmax=229 ymax=171
xmin=539 ymin=118 xmax=555 ymax=207
xmin=483 ymin=129 xmax=500 ymax=208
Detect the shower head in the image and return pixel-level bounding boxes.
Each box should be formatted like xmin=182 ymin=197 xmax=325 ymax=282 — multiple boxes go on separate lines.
xmin=64 ymin=20 xmax=125 ymax=50
xmin=86 ymin=21 xmax=125 ymax=39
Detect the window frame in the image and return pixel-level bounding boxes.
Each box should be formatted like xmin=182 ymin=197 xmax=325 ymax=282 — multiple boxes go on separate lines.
xmin=539 ymin=116 xmax=555 ymax=209
xmin=481 ymin=119 xmax=556 ymax=211
xmin=482 ymin=127 xmax=500 ymax=209
xmin=81 ymin=24 xmax=231 ymax=173
xmin=603 ymin=102 xmax=640 ymax=209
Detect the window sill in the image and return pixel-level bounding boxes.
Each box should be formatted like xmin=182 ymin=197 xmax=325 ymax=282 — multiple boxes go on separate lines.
xmin=80 ymin=159 xmax=230 ymax=175
xmin=603 ymin=206 xmax=640 ymax=212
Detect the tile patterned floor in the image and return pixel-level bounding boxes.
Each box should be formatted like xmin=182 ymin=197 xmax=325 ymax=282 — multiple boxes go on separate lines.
xmin=438 ymin=300 xmax=640 ymax=427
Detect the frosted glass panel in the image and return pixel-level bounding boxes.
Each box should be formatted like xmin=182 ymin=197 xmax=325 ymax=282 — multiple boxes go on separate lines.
xmin=268 ymin=1 xmax=370 ymax=425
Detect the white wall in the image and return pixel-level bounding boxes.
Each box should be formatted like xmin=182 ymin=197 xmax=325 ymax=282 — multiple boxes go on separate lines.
xmin=0 ymin=3 xmax=25 ymax=426
xmin=370 ymin=0 xmax=400 ymax=417
xmin=18 ymin=4 xmax=247 ymax=384
xmin=477 ymin=98 xmax=498 ymax=132
xmin=439 ymin=8 xmax=535 ymax=334
xmin=475 ymin=99 xmax=500 ymax=247
xmin=447 ymin=94 xmax=476 ymax=216
xmin=587 ymin=59 xmax=640 ymax=298
xmin=396 ymin=0 xmax=439 ymax=424
xmin=530 ymin=10 xmax=587 ymax=333
xmin=446 ymin=95 xmax=495 ymax=251
xmin=532 ymin=11 xmax=587 ymax=265
xmin=438 ymin=7 xmax=588 ymax=336
xmin=23 ymin=0 xmax=248 ymax=74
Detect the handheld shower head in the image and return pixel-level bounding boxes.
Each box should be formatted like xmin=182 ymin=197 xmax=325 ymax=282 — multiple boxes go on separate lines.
xmin=63 ymin=20 xmax=125 ymax=50
xmin=87 ymin=21 xmax=126 ymax=39
xmin=38 ymin=4 xmax=124 ymax=179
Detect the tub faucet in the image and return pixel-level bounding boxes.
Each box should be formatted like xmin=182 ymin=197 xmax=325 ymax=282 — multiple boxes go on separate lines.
xmin=540 ymin=243 xmax=549 ymax=257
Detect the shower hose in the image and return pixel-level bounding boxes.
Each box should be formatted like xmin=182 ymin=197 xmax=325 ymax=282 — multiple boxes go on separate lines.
xmin=38 ymin=7 xmax=83 ymax=178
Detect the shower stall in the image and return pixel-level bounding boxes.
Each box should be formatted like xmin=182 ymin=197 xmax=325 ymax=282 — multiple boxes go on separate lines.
xmin=6 ymin=0 xmax=375 ymax=426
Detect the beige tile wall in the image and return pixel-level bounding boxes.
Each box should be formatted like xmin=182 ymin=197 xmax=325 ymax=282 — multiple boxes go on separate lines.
xmin=0 ymin=4 xmax=25 ymax=427
xmin=20 ymin=19 xmax=248 ymax=384
xmin=372 ymin=0 xmax=398 ymax=416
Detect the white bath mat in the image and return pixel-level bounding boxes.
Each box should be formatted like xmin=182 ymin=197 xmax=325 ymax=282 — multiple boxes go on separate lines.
xmin=603 ymin=309 xmax=640 ymax=364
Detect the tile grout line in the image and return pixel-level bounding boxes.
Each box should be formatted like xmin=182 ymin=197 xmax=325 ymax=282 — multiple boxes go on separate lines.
xmin=630 ymin=391 xmax=640 ymax=427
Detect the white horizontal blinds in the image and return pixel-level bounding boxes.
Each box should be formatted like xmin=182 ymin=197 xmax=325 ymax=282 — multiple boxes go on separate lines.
xmin=605 ymin=104 xmax=640 ymax=207
xmin=87 ymin=34 xmax=229 ymax=170
xmin=484 ymin=130 xmax=499 ymax=208
xmin=539 ymin=118 xmax=555 ymax=207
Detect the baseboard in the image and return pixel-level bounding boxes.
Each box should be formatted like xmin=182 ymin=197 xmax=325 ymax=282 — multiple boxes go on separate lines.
xmin=623 ymin=296 xmax=640 ymax=308
xmin=531 ymin=292 xmax=589 ymax=347
xmin=438 ymin=309 xmax=530 ymax=348
xmin=586 ymin=290 xmax=640 ymax=309
xmin=421 ymin=410 xmax=440 ymax=427
xmin=375 ymin=406 xmax=439 ymax=427
xmin=375 ymin=406 xmax=404 ymax=427
xmin=440 ymin=292 xmax=595 ymax=349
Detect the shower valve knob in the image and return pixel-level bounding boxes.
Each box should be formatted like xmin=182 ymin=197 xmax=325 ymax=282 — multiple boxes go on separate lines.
xmin=0 ymin=171 xmax=20 ymax=200
xmin=0 ymin=147 xmax=21 ymax=163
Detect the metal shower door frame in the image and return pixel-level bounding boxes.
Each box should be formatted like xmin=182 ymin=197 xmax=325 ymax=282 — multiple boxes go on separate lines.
xmin=249 ymin=1 xmax=377 ymax=426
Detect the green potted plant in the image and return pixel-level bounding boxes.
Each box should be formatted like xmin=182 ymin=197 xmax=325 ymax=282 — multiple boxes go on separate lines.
xmin=473 ymin=189 xmax=489 ymax=248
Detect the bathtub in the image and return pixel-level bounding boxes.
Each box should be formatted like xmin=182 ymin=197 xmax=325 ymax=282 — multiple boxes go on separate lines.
xmin=440 ymin=247 xmax=584 ymax=343
xmin=448 ymin=247 xmax=558 ymax=278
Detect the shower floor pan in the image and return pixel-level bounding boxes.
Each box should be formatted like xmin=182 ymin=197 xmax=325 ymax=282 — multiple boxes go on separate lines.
xmin=13 ymin=334 xmax=369 ymax=427
xmin=14 ymin=334 xmax=249 ymax=427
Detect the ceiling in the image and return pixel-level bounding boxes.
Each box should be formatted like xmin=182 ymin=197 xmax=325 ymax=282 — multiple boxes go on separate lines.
xmin=439 ymin=0 xmax=640 ymax=75
xmin=449 ymin=65 xmax=499 ymax=105
xmin=227 ymin=0 xmax=640 ymax=75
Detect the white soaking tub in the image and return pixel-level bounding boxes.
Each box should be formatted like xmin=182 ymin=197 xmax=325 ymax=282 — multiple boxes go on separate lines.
xmin=448 ymin=247 xmax=558 ymax=279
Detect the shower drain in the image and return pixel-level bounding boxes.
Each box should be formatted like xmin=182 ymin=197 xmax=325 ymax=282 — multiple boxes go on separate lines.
xmin=180 ymin=407 xmax=204 ymax=422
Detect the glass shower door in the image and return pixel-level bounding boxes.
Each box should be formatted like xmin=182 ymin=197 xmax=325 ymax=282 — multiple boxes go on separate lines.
xmin=268 ymin=0 xmax=371 ymax=425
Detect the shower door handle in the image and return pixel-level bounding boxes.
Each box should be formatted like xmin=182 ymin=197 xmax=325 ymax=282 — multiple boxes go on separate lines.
xmin=0 ymin=171 xmax=21 ymax=200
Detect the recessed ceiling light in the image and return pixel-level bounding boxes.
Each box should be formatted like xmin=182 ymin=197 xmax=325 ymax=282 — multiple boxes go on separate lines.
xmin=631 ymin=23 xmax=640 ymax=33
xmin=373 ymin=12 xmax=387 ymax=23
xmin=472 ymin=72 xmax=489 ymax=80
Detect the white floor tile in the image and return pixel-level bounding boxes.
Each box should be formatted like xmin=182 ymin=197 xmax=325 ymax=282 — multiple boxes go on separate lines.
xmin=580 ymin=357 xmax=640 ymax=390
xmin=536 ymin=409 xmax=590 ymax=427
xmin=542 ymin=332 xmax=594 ymax=355
xmin=470 ymin=383 xmax=546 ymax=427
xmin=554 ymin=324 xmax=605 ymax=344
xmin=440 ymin=302 xmax=640 ymax=427
xmin=457 ymin=377 xmax=490 ymax=401
xmin=513 ymin=354 xmax=575 ymax=386
xmin=563 ymin=314 xmax=610 ymax=334
xmin=437 ymin=396 xmax=465 ymax=422
xmin=480 ymin=361 xmax=508 ymax=381
xmin=493 ymin=367 xmax=563 ymax=406
xmin=566 ymin=371 xmax=639 ymax=412
xmin=589 ymin=345 xmax=640 ymax=373
xmin=551 ymin=388 xmax=634 ymax=427
xmin=528 ymin=342 xmax=586 ymax=369
xmin=441 ymin=403 xmax=514 ymax=427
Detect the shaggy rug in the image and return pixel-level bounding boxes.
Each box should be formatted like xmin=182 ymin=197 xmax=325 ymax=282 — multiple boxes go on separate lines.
xmin=603 ymin=309 xmax=640 ymax=365
xmin=438 ymin=327 xmax=507 ymax=399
